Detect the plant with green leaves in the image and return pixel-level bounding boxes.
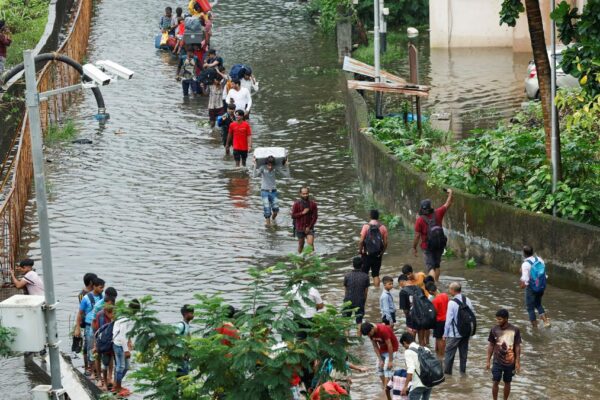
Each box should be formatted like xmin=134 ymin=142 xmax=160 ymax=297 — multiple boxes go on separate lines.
xmin=367 ymin=116 xmax=447 ymax=171
xmin=125 ymin=250 xmax=359 ymax=399
xmin=0 ymin=323 xmax=15 ymax=357
xmin=551 ymin=0 xmax=600 ymax=99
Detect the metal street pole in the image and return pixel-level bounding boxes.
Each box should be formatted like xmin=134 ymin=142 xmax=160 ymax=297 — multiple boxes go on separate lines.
xmin=373 ymin=0 xmax=382 ymax=116
xmin=550 ymin=0 xmax=558 ymax=216
xmin=23 ymin=49 xmax=63 ymax=394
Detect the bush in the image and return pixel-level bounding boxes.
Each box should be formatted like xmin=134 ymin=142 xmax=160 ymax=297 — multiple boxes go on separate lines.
xmin=368 ymin=92 xmax=600 ymax=226
xmin=0 ymin=0 xmax=50 ymax=67
xmin=126 ymin=251 xmax=360 ymax=399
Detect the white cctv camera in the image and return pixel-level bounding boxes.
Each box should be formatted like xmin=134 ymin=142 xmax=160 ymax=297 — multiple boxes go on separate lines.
xmin=82 ymin=64 xmax=111 ymax=86
xmin=96 ymin=60 xmax=134 ymax=80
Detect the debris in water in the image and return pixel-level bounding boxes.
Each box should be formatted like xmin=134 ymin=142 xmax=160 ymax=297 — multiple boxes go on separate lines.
xmin=287 ymin=118 xmax=299 ymax=125
xmin=72 ymin=139 xmax=93 ymax=144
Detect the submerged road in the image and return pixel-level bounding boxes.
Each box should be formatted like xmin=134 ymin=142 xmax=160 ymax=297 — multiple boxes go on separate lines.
xmin=1 ymin=0 xmax=599 ymax=399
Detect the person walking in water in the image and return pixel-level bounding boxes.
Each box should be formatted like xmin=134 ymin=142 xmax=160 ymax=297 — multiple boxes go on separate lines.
xmin=343 ymin=256 xmax=370 ymax=335
xmin=226 ymin=110 xmax=252 ymax=167
xmin=225 ymin=79 xmax=252 ymax=117
xmin=291 ymin=187 xmax=318 ymax=253
xmin=254 ymin=156 xmax=281 ymax=226
xmin=412 ymin=189 xmax=453 ymax=281
xmin=520 ymin=245 xmax=550 ymax=328
xmin=486 ymin=309 xmax=521 ymax=400
xmin=443 ymin=281 xmax=476 ymax=375
xmin=358 ymin=209 xmax=388 ymax=288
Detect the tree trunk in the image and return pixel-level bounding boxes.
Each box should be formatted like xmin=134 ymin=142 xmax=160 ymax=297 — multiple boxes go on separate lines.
xmin=524 ymin=0 xmax=561 ymax=177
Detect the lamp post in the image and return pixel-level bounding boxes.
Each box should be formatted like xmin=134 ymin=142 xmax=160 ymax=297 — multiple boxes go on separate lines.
xmin=21 ymin=49 xmax=132 ymax=398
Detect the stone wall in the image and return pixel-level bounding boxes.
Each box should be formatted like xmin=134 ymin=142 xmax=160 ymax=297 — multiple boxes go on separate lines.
xmin=342 ymin=72 xmax=600 ymax=295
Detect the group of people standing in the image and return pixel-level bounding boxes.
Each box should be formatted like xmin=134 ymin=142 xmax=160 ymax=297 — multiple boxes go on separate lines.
xmin=337 ymin=189 xmax=551 ymax=399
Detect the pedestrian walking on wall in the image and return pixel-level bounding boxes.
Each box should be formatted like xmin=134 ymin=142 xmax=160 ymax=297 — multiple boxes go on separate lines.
xmin=359 ymin=209 xmax=388 ymax=288
xmin=443 ymin=281 xmax=476 ymax=375
xmin=412 ymin=189 xmax=453 ymax=282
xmin=291 ymin=187 xmax=318 ymax=253
xmin=486 ymin=309 xmax=521 ymax=400
xmin=520 ymin=245 xmax=550 ymax=328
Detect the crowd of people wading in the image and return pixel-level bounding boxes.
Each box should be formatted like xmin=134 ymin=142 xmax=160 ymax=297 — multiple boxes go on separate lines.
xmin=8 ymin=1 xmax=553 ymax=399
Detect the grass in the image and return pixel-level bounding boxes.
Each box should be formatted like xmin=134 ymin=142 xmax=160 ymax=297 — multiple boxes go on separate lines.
xmin=352 ymin=31 xmax=406 ymax=66
xmin=46 ymin=120 xmax=77 ymax=143
xmin=315 ymin=101 xmax=344 ymax=113
xmin=0 ymin=0 xmax=50 ymax=68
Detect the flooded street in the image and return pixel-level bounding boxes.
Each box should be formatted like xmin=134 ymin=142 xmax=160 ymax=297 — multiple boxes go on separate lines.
xmin=2 ymin=0 xmax=599 ymax=399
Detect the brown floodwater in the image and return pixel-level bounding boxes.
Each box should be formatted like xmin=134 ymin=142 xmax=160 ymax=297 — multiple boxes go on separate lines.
xmin=2 ymin=0 xmax=599 ymax=399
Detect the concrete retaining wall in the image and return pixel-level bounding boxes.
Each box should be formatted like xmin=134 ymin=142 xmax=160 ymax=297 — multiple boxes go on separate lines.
xmin=342 ymin=72 xmax=600 ymax=295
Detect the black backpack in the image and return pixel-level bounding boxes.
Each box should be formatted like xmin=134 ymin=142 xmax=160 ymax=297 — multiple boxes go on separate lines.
xmin=453 ymin=296 xmax=477 ymax=337
xmin=408 ymin=346 xmax=445 ymax=387
xmin=364 ymin=223 xmax=384 ymax=255
xmin=408 ymin=286 xmax=436 ymax=330
xmin=199 ymin=68 xmax=217 ymax=85
xmin=422 ymin=214 xmax=447 ymax=251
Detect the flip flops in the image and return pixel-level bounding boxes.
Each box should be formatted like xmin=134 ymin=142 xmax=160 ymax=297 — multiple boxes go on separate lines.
xmin=117 ymin=388 xmax=132 ymax=397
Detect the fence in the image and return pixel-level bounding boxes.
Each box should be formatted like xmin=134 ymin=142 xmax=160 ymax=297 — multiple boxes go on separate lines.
xmin=0 ymin=0 xmax=93 ymax=286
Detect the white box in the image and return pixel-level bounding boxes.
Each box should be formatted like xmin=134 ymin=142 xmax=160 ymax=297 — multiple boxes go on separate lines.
xmin=0 ymin=295 xmax=46 ymax=352
xmin=253 ymin=147 xmax=288 ymax=167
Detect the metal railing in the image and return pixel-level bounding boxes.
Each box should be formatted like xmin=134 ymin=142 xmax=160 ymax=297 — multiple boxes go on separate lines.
xmin=0 ymin=0 xmax=93 ymax=285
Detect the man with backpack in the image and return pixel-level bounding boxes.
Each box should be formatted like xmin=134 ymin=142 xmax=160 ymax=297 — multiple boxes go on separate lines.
xmin=399 ymin=265 xmax=436 ymax=346
xmin=74 ymin=277 xmax=105 ymax=377
xmin=92 ymin=296 xmax=116 ymax=391
xmin=520 ymin=245 xmax=550 ymax=328
xmin=443 ymin=282 xmax=476 ymax=375
xmin=399 ymin=332 xmax=444 ymax=399
xmin=412 ymin=190 xmax=453 ymax=282
xmin=358 ymin=209 xmax=388 ymax=288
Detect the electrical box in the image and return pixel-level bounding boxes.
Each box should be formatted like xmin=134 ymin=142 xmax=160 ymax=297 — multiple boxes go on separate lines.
xmin=31 ymin=385 xmax=52 ymax=400
xmin=0 ymin=295 xmax=46 ymax=352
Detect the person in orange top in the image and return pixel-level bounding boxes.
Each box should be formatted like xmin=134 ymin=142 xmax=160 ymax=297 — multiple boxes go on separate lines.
xmin=226 ymin=110 xmax=252 ymax=167
xmin=427 ymin=282 xmax=449 ymax=357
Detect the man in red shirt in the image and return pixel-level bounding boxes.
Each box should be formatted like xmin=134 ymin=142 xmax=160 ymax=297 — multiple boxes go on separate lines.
xmin=290 ymin=187 xmax=318 ymax=253
xmin=0 ymin=20 xmax=11 ymax=76
xmin=226 ymin=110 xmax=252 ymax=167
xmin=427 ymin=282 xmax=449 ymax=357
xmin=361 ymin=322 xmax=399 ymax=389
xmin=412 ymin=189 xmax=453 ymax=281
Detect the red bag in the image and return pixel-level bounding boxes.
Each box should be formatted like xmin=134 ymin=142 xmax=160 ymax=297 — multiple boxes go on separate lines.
xmin=196 ymin=0 xmax=211 ymax=12
xmin=166 ymin=36 xmax=178 ymax=49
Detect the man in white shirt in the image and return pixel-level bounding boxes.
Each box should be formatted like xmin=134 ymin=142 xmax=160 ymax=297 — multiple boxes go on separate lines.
xmin=289 ymin=282 xmax=324 ymax=339
xmin=225 ymin=79 xmax=252 ymax=117
xmin=10 ymin=259 xmax=44 ymax=296
xmin=399 ymin=332 xmax=432 ymax=400
xmin=112 ymin=299 xmax=140 ymax=397
xmin=520 ymin=245 xmax=550 ymax=328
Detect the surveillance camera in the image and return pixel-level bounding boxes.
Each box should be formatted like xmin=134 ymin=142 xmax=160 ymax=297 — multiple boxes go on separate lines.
xmin=96 ymin=60 xmax=134 ymax=80
xmin=82 ymin=64 xmax=111 ymax=86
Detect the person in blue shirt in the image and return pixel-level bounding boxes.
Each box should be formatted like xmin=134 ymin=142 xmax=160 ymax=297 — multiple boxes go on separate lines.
xmin=74 ymin=277 xmax=105 ymax=377
xmin=380 ymin=276 xmax=396 ymax=328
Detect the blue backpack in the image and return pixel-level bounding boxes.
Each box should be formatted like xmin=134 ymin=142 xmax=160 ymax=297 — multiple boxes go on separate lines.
xmin=527 ymin=256 xmax=547 ymax=293
xmin=95 ymin=321 xmax=115 ymax=354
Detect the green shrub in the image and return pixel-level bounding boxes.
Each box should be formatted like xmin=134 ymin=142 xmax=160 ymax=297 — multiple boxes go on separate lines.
xmin=0 ymin=0 xmax=50 ymax=67
xmin=0 ymin=323 xmax=15 ymax=357
xmin=46 ymin=120 xmax=77 ymax=143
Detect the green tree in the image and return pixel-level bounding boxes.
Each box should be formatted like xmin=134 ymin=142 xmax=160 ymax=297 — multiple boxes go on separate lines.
xmin=125 ymin=250 xmax=359 ymax=399
xmin=551 ymin=0 xmax=600 ymax=98
xmin=500 ymin=0 xmax=559 ymax=176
